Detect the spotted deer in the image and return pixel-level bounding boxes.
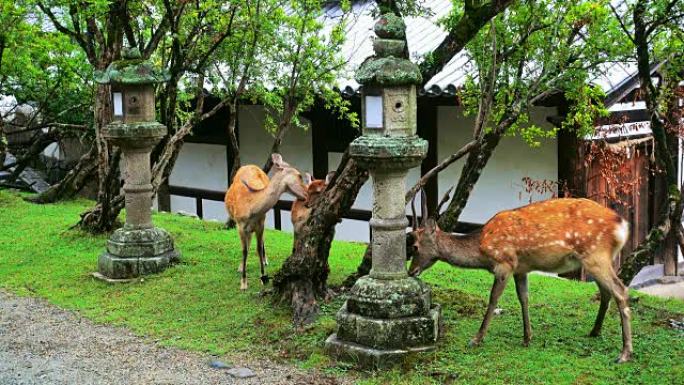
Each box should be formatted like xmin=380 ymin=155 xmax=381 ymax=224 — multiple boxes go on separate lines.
xmin=409 ymin=196 xmax=633 ymax=363
xmin=291 ymin=172 xmax=334 ymax=236
xmin=225 ymin=154 xmax=308 ymax=290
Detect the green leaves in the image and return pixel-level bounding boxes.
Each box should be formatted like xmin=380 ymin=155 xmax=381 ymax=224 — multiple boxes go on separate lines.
xmin=0 ymin=0 xmax=93 ymax=128
xmin=456 ymin=0 xmax=628 ymax=144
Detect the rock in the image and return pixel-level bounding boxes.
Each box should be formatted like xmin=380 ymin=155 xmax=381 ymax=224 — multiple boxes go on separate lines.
xmin=227 ymin=367 xmax=256 ymax=379
xmin=209 ymin=360 xmax=232 ymax=369
xmin=177 ymin=210 xmax=199 ymax=218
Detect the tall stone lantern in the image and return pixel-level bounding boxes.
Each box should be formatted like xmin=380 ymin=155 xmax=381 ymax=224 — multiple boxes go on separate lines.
xmin=94 ymin=48 xmax=179 ymax=280
xmin=325 ymin=14 xmax=440 ymax=368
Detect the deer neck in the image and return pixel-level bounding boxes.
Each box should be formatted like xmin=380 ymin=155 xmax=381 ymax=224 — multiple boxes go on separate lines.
xmin=250 ymin=172 xmax=288 ymax=215
xmin=437 ymin=230 xmax=491 ymax=269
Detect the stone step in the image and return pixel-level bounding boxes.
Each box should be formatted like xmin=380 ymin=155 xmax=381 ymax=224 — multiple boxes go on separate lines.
xmin=325 ymin=333 xmax=436 ymax=369
xmin=335 ymin=303 xmax=440 ymax=350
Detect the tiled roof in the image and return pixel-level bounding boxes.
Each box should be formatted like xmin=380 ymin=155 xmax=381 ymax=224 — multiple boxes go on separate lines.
xmin=332 ymin=0 xmax=638 ymax=99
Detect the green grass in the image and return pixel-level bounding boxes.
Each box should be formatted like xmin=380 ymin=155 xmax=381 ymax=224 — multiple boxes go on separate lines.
xmin=1 ymin=189 xmax=683 ymax=384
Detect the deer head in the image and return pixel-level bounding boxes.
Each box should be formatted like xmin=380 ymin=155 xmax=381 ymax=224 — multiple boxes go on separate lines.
xmin=271 ymin=153 xmax=307 ymax=201
xmin=408 ymin=187 xmax=457 ymax=277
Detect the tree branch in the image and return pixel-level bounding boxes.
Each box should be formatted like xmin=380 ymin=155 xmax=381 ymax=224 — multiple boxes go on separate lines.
xmin=419 ymin=0 xmax=514 ymax=83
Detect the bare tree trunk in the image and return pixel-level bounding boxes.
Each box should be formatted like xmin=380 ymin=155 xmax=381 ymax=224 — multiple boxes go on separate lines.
xmin=77 ymin=148 xmax=123 ymax=232
xmin=224 ymin=102 xmax=241 ymax=183
xmin=262 ymin=104 xmax=296 ymax=173
xmin=225 ymin=102 xmax=241 ymax=229
xmin=77 ymin=83 xmax=125 ymax=233
xmin=273 ymin=154 xmax=368 ymax=326
xmin=619 ymin=1 xmax=682 ymax=283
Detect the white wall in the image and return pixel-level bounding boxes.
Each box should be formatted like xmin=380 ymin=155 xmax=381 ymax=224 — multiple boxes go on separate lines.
xmin=165 ymin=103 xmax=559 ymax=243
xmin=435 ymin=105 xmax=558 ymax=224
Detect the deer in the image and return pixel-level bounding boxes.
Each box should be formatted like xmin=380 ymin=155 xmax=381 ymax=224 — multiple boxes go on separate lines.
xmin=225 ymin=153 xmax=308 ymax=290
xmin=408 ymin=193 xmax=633 ymax=363
xmin=291 ymin=172 xmax=334 ymax=236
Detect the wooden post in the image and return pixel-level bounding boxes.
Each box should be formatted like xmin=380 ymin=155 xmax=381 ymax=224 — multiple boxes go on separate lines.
xmin=418 ymin=100 xmax=438 ymax=213
xmin=311 ymin=108 xmax=329 ymax=179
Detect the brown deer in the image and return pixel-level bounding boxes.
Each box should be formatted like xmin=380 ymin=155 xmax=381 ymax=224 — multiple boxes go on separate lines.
xmin=291 ymin=172 xmax=334 ymax=236
xmin=409 ymin=195 xmax=633 ymax=363
xmin=225 ymin=154 xmax=307 ymax=290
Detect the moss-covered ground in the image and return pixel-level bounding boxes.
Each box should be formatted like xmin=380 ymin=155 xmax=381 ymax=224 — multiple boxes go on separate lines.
xmin=1 ymin=190 xmax=683 ymax=384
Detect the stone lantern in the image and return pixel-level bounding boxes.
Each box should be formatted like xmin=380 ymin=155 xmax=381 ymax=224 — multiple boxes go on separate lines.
xmin=94 ymin=48 xmax=179 ymax=280
xmin=325 ymin=14 xmax=441 ymax=367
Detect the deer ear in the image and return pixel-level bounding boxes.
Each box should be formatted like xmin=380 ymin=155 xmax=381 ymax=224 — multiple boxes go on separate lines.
xmin=241 ymin=176 xmax=267 ymax=191
xmin=303 ymin=172 xmax=312 ymax=185
xmin=271 ymin=153 xmax=284 ymax=169
xmin=325 ymin=171 xmax=336 ymax=185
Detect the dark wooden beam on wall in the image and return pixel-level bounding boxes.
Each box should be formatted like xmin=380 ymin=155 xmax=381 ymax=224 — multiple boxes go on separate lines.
xmin=418 ymin=100 xmax=439 ymax=213
xmin=554 ymin=104 xmax=586 ymax=199
xmin=310 ymin=108 xmax=329 ymax=179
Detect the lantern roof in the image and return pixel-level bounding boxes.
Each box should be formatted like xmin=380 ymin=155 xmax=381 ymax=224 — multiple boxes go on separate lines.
xmin=355 ymin=13 xmax=422 ymax=87
xmin=95 ymin=48 xmax=169 ymax=85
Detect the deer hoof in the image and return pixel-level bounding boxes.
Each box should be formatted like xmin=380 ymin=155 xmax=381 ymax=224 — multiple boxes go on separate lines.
xmin=588 ymin=329 xmax=601 ymax=337
xmin=260 ymin=275 xmax=270 ymax=285
xmin=240 ymin=280 xmax=248 ymax=291
xmin=468 ymin=339 xmax=481 ymax=348
xmin=615 ymin=352 xmax=632 ymax=364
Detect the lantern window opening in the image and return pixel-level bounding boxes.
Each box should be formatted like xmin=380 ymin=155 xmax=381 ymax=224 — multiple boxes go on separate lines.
xmin=112 ymin=91 xmax=124 ymax=118
xmin=364 ymin=93 xmax=383 ymax=129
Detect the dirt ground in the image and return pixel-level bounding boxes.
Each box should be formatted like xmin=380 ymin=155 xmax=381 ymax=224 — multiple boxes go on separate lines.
xmin=0 ymin=290 xmax=344 ymax=385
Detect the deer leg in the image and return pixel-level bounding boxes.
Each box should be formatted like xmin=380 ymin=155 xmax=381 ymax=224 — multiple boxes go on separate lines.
xmin=589 ymin=284 xmax=611 ymax=337
xmin=514 ymin=273 xmax=532 ymax=346
xmin=585 ymin=261 xmax=633 ymax=363
xmin=260 ymin=218 xmax=269 ymax=266
xmin=470 ymin=273 xmax=509 ymax=347
xmin=237 ymin=225 xmax=245 ymax=273
xmin=609 ymin=275 xmax=633 ymax=363
xmin=239 ymin=231 xmax=252 ymax=291
xmin=256 ymin=223 xmax=269 ymax=285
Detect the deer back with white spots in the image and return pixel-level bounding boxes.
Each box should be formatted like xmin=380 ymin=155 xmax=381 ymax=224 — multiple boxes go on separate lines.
xmin=409 ymin=195 xmax=633 ymax=363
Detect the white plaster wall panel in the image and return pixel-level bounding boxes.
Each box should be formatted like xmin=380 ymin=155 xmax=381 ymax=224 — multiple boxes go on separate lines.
xmin=279 ymin=210 xmax=295 ymax=233
xmin=202 ymin=199 xmax=228 ymax=222
xmin=264 ymin=210 xmax=275 ymax=229
xmin=335 ymin=218 xmax=371 ymax=243
xmin=435 ymin=105 xmax=558 ymax=224
xmin=168 ymin=142 xmax=228 ymax=191
xmin=238 ymin=105 xmax=313 ymax=202
xmin=170 ymin=195 xmax=196 ymax=216
xmin=405 ymin=166 xmax=422 ymax=214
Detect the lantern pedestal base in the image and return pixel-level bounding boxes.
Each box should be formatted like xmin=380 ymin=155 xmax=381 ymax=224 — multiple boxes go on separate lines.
xmin=325 ymin=276 xmax=441 ymax=369
xmin=97 ymin=227 xmax=179 ymax=279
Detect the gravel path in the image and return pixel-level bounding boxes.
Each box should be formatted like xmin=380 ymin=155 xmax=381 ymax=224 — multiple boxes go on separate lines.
xmin=0 ymin=290 xmax=344 ymax=385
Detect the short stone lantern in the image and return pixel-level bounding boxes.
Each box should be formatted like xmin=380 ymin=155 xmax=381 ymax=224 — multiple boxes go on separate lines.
xmin=94 ymin=47 xmax=179 ymax=280
xmin=325 ymin=14 xmax=441 ymax=367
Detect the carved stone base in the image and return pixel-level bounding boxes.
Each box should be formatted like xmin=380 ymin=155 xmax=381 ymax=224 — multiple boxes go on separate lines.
xmin=97 ymin=227 xmax=179 ymax=279
xmin=325 ymin=326 xmax=438 ymax=369
xmin=326 ymin=276 xmax=441 ymax=369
